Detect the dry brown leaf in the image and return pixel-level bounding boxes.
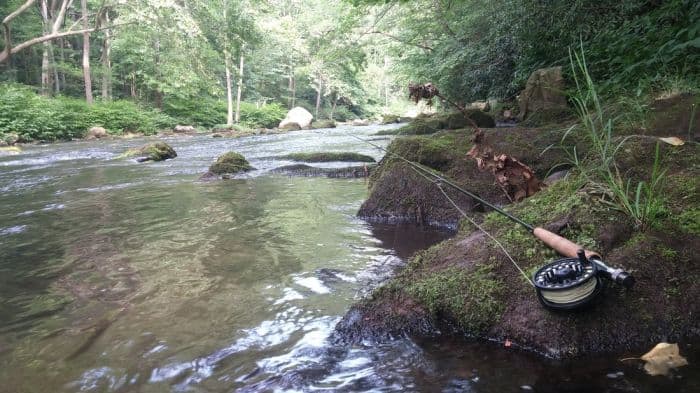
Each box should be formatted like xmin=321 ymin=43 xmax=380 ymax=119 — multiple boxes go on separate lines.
xmin=659 ymin=137 xmax=685 ymax=146
xmin=467 ymin=129 xmax=544 ymax=201
xmin=640 ymin=342 xmax=688 ymax=376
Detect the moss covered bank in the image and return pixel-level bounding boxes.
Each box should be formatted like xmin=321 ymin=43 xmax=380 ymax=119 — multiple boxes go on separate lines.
xmin=336 ymin=115 xmax=700 ymax=359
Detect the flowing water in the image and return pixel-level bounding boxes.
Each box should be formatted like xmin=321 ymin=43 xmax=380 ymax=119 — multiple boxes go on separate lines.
xmin=0 ymin=125 xmax=697 ymax=392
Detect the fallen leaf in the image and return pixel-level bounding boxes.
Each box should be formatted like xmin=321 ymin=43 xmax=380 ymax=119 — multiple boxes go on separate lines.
xmin=659 ymin=137 xmax=685 ymax=146
xmin=640 ymin=342 xmax=688 ymax=376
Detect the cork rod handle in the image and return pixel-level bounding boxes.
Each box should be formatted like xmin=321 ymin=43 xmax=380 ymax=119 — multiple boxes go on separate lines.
xmin=532 ymin=227 xmax=600 ymax=260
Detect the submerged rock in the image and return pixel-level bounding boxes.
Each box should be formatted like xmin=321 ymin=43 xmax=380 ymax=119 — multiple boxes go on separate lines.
xmin=282 ymin=152 xmax=376 ymax=163
xmin=122 ymin=142 xmax=177 ymax=162
xmin=271 ymin=164 xmax=373 ymax=178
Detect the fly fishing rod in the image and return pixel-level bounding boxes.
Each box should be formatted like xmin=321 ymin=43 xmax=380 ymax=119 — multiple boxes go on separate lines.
xmin=349 ymin=131 xmax=635 ymax=310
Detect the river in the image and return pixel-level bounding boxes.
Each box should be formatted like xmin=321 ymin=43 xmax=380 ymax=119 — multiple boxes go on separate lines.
xmin=0 ymin=125 xmax=697 ymax=392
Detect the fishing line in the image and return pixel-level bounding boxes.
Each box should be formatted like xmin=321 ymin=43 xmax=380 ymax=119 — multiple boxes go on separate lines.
xmin=345 ymin=129 xmax=533 ymax=285
xmin=342 ymin=128 xmax=635 ymax=310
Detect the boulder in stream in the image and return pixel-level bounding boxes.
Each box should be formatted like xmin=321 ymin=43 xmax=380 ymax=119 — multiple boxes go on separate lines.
xmin=201 ymin=152 xmax=255 ymax=179
xmin=86 ymin=127 xmax=108 ymax=140
xmin=122 ymin=142 xmax=177 ymax=162
xmin=279 ymin=107 xmax=313 ymax=129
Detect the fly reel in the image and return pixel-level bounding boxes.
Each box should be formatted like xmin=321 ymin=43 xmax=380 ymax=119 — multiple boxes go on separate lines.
xmin=533 ymin=250 xmax=635 ymax=310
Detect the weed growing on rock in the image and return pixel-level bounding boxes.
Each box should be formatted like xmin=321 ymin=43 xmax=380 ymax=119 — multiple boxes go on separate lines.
xmin=566 ymin=46 xmax=668 ymax=229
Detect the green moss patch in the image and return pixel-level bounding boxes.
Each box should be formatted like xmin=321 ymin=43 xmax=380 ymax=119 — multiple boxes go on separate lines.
xmin=122 ymin=142 xmax=177 ymax=162
xmin=283 ymin=152 xmax=376 ymax=163
xmin=209 ymin=152 xmax=254 ymax=174
xmin=405 ymin=264 xmax=504 ymax=333
xmin=310 ymin=120 xmax=337 ymax=129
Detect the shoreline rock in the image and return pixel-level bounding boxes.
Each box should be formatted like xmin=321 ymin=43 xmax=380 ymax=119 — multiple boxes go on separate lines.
xmin=339 ymin=128 xmax=700 ymax=359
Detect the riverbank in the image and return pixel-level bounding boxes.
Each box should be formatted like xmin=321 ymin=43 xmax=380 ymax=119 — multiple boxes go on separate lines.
xmin=335 ymin=96 xmax=700 ymax=359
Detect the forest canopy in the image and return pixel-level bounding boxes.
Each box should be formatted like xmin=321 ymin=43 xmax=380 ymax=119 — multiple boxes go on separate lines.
xmin=1 ymin=0 xmax=698 ymax=140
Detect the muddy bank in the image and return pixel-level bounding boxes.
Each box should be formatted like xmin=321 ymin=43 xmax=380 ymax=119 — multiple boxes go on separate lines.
xmin=339 ymin=125 xmax=700 ymax=359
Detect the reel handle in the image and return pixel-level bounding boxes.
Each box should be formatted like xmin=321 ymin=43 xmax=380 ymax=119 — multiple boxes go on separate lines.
xmin=532 ymin=227 xmax=600 ymax=260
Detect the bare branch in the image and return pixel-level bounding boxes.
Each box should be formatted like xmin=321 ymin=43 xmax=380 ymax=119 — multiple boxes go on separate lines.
xmin=368 ymin=31 xmax=433 ymax=51
xmin=0 ymin=28 xmax=92 ymax=63
xmin=2 ymin=0 xmax=37 ymax=25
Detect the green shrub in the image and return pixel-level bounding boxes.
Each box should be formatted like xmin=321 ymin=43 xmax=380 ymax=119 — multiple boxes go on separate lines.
xmin=163 ymin=97 xmax=227 ymax=128
xmin=164 ymin=98 xmax=285 ymax=129
xmin=0 ymin=83 xmax=176 ymax=141
xmin=238 ymin=102 xmax=286 ymax=129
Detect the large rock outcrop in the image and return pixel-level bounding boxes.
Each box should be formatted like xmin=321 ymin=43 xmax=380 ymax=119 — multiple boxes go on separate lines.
xmin=518 ymin=67 xmax=569 ymax=121
xmin=279 ymin=107 xmax=313 ymax=129
xmin=338 ymin=134 xmax=700 ymax=359
xmin=358 ymin=128 xmax=569 ymax=228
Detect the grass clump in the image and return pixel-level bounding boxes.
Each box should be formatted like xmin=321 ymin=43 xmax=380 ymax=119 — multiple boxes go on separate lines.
xmin=565 ymin=46 xmax=669 ymax=230
xmin=283 ymin=152 xmax=376 ymax=163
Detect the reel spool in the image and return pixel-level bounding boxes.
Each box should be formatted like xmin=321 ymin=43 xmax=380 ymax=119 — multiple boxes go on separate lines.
xmin=533 ymin=250 xmax=603 ymax=310
xmin=533 ymin=249 xmax=636 ymax=310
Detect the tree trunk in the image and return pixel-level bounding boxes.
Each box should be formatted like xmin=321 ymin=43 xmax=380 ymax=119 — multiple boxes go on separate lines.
xmin=224 ymin=52 xmax=234 ymax=126
xmin=153 ymin=37 xmax=162 ymax=109
xmin=287 ymin=64 xmax=295 ymax=108
xmin=234 ymin=47 xmax=244 ymax=123
xmin=101 ymin=12 xmax=112 ymax=100
xmin=315 ymin=77 xmax=323 ymax=119
xmin=41 ymin=42 xmax=51 ymax=95
xmin=39 ymin=0 xmax=50 ymax=95
xmin=81 ymin=0 xmax=93 ymax=104
xmin=330 ymin=96 xmax=337 ymax=120
xmin=58 ymin=38 xmax=66 ymax=89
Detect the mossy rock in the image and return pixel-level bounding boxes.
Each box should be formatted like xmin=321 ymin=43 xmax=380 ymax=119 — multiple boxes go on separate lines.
xmin=280 ymin=122 xmax=302 ymax=131
xmin=122 ymin=142 xmax=177 ymax=162
xmin=209 ymin=152 xmax=254 ymax=175
xmin=283 ymin=152 xmax=376 ymax=163
xmin=381 ymin=114 xmax=400 ymax=124
xmin=446 ymin=110 xmax=496 ymax=129
xmin=310 ymin=120 xmax=337 ymax=129
xmin=380 ymin=116 xmax=448 ymax=136
xmin=343 ymin=138 xmax=700 ymax=358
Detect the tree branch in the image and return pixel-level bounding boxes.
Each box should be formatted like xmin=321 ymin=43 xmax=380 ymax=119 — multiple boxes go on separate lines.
xmin=2 ymin=0 xmax=37 ymax=25
xmin=0 ymin=28 xmax=90 ymax=63
xmin=368 ymin=30 xmax=433 ymax=51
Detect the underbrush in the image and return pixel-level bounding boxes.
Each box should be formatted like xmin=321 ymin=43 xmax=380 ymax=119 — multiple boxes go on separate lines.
xmin=0 ymin=84 xmax=174 ymax=141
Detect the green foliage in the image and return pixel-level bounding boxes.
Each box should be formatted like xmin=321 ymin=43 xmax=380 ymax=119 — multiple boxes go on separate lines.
xmin=0 ymin=84 xmax=174 ymax=141
xmin=164 ymin=97 xmax=227 ymax=128
xmin=163 ymin=98 xmax=285 ymax=129
xmin=238 ymin=102 xmax=286 ymax=129
xmin=566 ymin=48 xmax=668 ymax=229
